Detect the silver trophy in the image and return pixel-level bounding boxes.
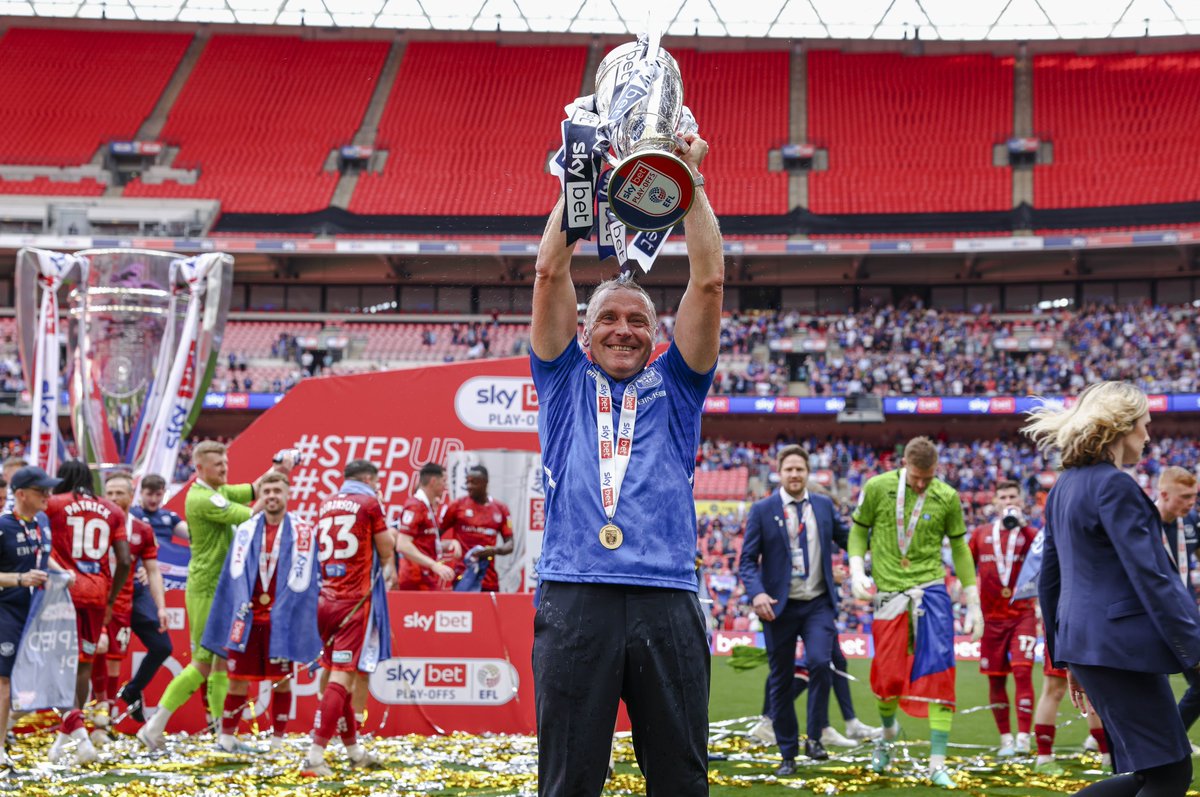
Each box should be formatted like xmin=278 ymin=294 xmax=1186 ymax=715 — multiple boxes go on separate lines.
xmin=15 ymin=248 xmax=232 ymax=479
xmin=594 ymin=40 xmax=697 ymax=232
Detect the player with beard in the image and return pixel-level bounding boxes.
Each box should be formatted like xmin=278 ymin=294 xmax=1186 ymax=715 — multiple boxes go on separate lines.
xmin=441 ymin=465 xmax=513 ymax=591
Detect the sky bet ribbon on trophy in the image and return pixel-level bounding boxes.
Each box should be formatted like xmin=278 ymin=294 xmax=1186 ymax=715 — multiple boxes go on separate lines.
xmin=549 ymin=35 xmax=699 ymax=275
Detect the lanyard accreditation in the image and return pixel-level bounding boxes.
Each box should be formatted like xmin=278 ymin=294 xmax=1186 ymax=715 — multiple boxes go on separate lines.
xmin=991 ymin=518 xmax=1021 ymax=598
xmin=895 ymin=469 xmax=926 ymax=569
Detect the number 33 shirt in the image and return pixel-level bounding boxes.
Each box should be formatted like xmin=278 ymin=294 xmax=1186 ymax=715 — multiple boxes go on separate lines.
xmin=315 ymin=491 xmax=387 ymax=602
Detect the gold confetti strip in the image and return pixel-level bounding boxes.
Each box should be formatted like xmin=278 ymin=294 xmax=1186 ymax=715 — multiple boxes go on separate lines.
xmin=0 ymin=729 xmax=1192 ymax=796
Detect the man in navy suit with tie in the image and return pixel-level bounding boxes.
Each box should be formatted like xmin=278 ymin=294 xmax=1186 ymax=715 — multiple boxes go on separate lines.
xmin=739 ymin=445 xmax=849 ymax=775
xmin=1156 ymin=466 xmax=1200 ymax=740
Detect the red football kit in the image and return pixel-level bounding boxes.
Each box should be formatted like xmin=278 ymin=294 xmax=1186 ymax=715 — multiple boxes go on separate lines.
xmin=968 ymin=522 xmax=1038 ymax=675
xmin=441 ymin=495 xmax=512 ymax=591
xmin=105 ymin=515 xmax=158 ymax=659
xmin=396 ymin=491 xmax=445 ymax=591
xmin=46 ymin=492 xmax=127 ymax=661
xmin=316 ymin=491 xmax=389 ymax=671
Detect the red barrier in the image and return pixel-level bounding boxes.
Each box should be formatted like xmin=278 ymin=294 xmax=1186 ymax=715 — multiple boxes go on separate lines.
xmin=118 ymin=590 xmax=539 ymax=736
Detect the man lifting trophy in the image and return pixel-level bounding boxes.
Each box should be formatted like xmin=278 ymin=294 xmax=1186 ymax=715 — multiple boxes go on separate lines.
xmin=552 ymin=35 xmax=700 ymax=273
xmin=15 ymin=248 xmax=233 ymax=483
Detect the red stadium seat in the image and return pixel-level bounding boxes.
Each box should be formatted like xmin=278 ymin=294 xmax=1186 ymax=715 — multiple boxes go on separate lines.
xmin=1033 ymin=52 xmax=1200 ymax=208
xmin=807 ymin=51 xmax=1013 ymax=214
xmin=125 ymin=35 xmax=389 ymax=213
xmin=0 ymin=28 xmax=191 ymax=168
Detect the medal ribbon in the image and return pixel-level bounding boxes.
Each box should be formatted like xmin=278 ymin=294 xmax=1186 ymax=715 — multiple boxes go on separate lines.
xmin=894 ymin=469 xmax=927 ymax=557
xmin=259 ymin=519 xmax=283 ymax=594
xmin=991 ymin=518 xmax=1021 ymax=590
xmin=594 ymin=373 xmax=639 ymax=524
xmin=416 ymin=489 xmax=441 ymax=560
xmin=1164 ymin=519 xmax=1188 ymax=587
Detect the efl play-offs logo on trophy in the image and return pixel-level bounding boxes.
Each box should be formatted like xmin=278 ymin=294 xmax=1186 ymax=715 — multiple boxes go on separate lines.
xmin=552 ymin=33 xmax=698 ymax=274
xmin=15 ymin=248 xmax=233 ymax=484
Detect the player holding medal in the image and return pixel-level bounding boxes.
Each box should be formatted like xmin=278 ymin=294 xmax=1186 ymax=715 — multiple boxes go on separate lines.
xmin=848 ymin=436 xmax=983 ymax=789
xmin=967 ymin=480 xmax=1039 ymax=757
xmin=528 ymin=130 xmax=722 ymax=795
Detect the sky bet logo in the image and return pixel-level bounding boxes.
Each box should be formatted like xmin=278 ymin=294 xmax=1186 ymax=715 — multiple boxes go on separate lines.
xmin=454 ymin=377 xmax=539 ymax=433
xmin=401 ymin=610 xmax=473 ymax=634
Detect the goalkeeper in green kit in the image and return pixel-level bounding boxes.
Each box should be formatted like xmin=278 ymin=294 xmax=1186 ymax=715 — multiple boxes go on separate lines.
xmin=137 ymin=440 xmax=293 ymax=749
xmin=847 ymin=436 xmax=983 ymax=790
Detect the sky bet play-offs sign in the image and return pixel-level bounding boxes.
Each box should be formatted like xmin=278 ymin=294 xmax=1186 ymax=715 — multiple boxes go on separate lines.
xmin=454 ymin=376 xmax=539 ymax=432
xmin=369 ymin=658 xmax=520 ymax=706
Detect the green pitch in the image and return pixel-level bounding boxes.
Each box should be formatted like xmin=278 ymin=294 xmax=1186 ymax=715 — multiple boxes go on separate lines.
xmin=8 ymin=658 xmax=1200 ymax=795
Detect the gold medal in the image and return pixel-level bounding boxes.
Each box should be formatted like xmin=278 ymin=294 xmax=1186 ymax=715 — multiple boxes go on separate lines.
xmin=900 ymin=556 xmax=911 ymax=569
xmin=259 ymin=593 xmax=271 ymax=606
xmin=1001 ymin=587 xmax=1012 ymax=599
xmin=599 ymin=523 xmax=623 ymax=550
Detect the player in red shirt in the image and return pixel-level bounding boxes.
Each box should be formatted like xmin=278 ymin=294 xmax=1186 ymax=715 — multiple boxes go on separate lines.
xmin=967 ymin=480 xmax=1038 ymax=757
xmin=92 ymin=473 xmax=171 ymax=731
xmin=303 ymin=459 xmax=397 ymax=777
xmin=44 ymin=460 xmax=130 ymax=766
xmin=441 ymin=465 xmax=513 ymax=592
xmin=395 ymin=463 xmax=455 ymax=590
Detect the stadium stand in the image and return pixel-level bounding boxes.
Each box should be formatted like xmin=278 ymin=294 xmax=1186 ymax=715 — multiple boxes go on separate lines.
xmin=0 ymin=27 xmax=191 ymax=168
xmin=349 ymin=42 xmax=587 ymax=216
xmin=0 ymin=178 xmax=105 ymax=197
xmin=806 ymin=51 xmax=1014 ymax=214
xmin=1033 ymin=51 xmax=1200 ymax=208
xmin=125 ymin=34 xmax=389 ymax=213
xmin=668 ymin=49 xmax=791 ymax=215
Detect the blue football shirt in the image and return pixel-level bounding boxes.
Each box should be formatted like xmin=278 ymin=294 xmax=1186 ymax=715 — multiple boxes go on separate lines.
xmin=531 ymin=340 xmax=713 ymax=590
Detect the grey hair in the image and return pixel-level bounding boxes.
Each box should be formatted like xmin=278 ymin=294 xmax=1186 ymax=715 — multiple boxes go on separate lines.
xmin=583 ymin=273 xmax=658 ymax=335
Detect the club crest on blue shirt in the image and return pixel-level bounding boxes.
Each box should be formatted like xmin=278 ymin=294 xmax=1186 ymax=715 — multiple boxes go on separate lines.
xmin=634 ymin=370 xmax=663 ymax=390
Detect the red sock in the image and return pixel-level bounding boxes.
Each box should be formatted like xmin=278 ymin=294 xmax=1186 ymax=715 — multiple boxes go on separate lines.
xmin=272 ymin=690 xmax=293 ymax=737
xmin=339 ymin=695 xmax=357 ymax=748
xmin=988 ymin=675 xmax=1011 ymax=735
xmin=1012 ymin=667 xmax=1035 ymax=734
xmin=90 ymin=665 xmax=108 ymax=703
xmin=221 ymin=692 xmax=243 ymax=736
xmin=1090 ymin=727 xmax=1109 ymax=755
xmin=61 ymin=709 xmax=85 ymax=735
xmin=1035 ymin=723 xmax=1056 ymax=756
xmin=107 ymin=672 xmax=121 ymax=705
xmin=312 ymin=682 xmax=349 ymax=748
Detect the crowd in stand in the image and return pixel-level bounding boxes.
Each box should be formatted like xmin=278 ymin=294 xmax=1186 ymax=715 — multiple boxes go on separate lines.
xmin=710 ymin=301 xmax=1200 ymax=397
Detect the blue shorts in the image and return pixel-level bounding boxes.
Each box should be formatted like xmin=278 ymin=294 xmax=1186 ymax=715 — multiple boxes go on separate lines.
xmin=0 ymin=598 xmax=32 ymax=678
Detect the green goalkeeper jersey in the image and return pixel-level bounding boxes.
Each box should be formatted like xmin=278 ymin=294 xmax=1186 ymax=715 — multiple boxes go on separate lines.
xmin=184 ymin=480 xmax=255 ymax=595
xmin=850 ymin=469 xmax=967 ymax=593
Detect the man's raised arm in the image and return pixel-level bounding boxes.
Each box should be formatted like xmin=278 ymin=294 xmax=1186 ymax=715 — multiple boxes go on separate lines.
xmin=671 ymin=133 xmax=724 ymax=374
xmin=531 ymin=197 xmax=579 ymax=362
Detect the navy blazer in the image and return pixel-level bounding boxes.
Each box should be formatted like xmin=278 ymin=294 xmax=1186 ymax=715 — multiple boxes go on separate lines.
xmin=738 ymin=489 xmax=850 ymax=614
xmin=1041 ymin=463 xmax=1200 ymax=674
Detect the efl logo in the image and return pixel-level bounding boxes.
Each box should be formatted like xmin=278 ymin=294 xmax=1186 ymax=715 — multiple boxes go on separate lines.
xmin=435 ymin=610 xmax=473 ymax=634
xmin=426 ymin=663 xmax=467 ymax=687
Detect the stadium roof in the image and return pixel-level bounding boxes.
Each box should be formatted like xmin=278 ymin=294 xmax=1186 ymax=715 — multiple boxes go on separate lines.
xmin=4 ymin=0 xmax=1199 ymax=40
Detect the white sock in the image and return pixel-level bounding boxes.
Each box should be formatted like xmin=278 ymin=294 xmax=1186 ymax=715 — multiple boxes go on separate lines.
xmin=882 ymin=723 xmax=899 ymax=741
xmin=929 ymin=754 xmax=946 ymax=772
xmin=69 ymin=727 xmax=89 ymax=742
xmin=345 ymin=743 xmax=364 ymax=761
xmin=1016 ymin=732 xmax=1031 ymax=750
xmin=306 ymin=744 xmax=325 ymax=766
xmin=218 ymin=733 xmax=236 ymax=751
xmin=1000 ymin=733 xmax=1014 ymax=748
xmin=1036 ymin=754 xmax=1055 ymax=765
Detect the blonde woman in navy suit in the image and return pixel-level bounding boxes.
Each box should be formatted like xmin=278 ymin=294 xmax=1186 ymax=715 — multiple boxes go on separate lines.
xmin=1025 ymin=381 xmax=1200 ymax=797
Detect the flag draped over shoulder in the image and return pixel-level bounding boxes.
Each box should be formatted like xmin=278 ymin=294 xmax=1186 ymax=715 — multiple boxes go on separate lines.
xmin=201 ymin=512 xmax=321 ymax=664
